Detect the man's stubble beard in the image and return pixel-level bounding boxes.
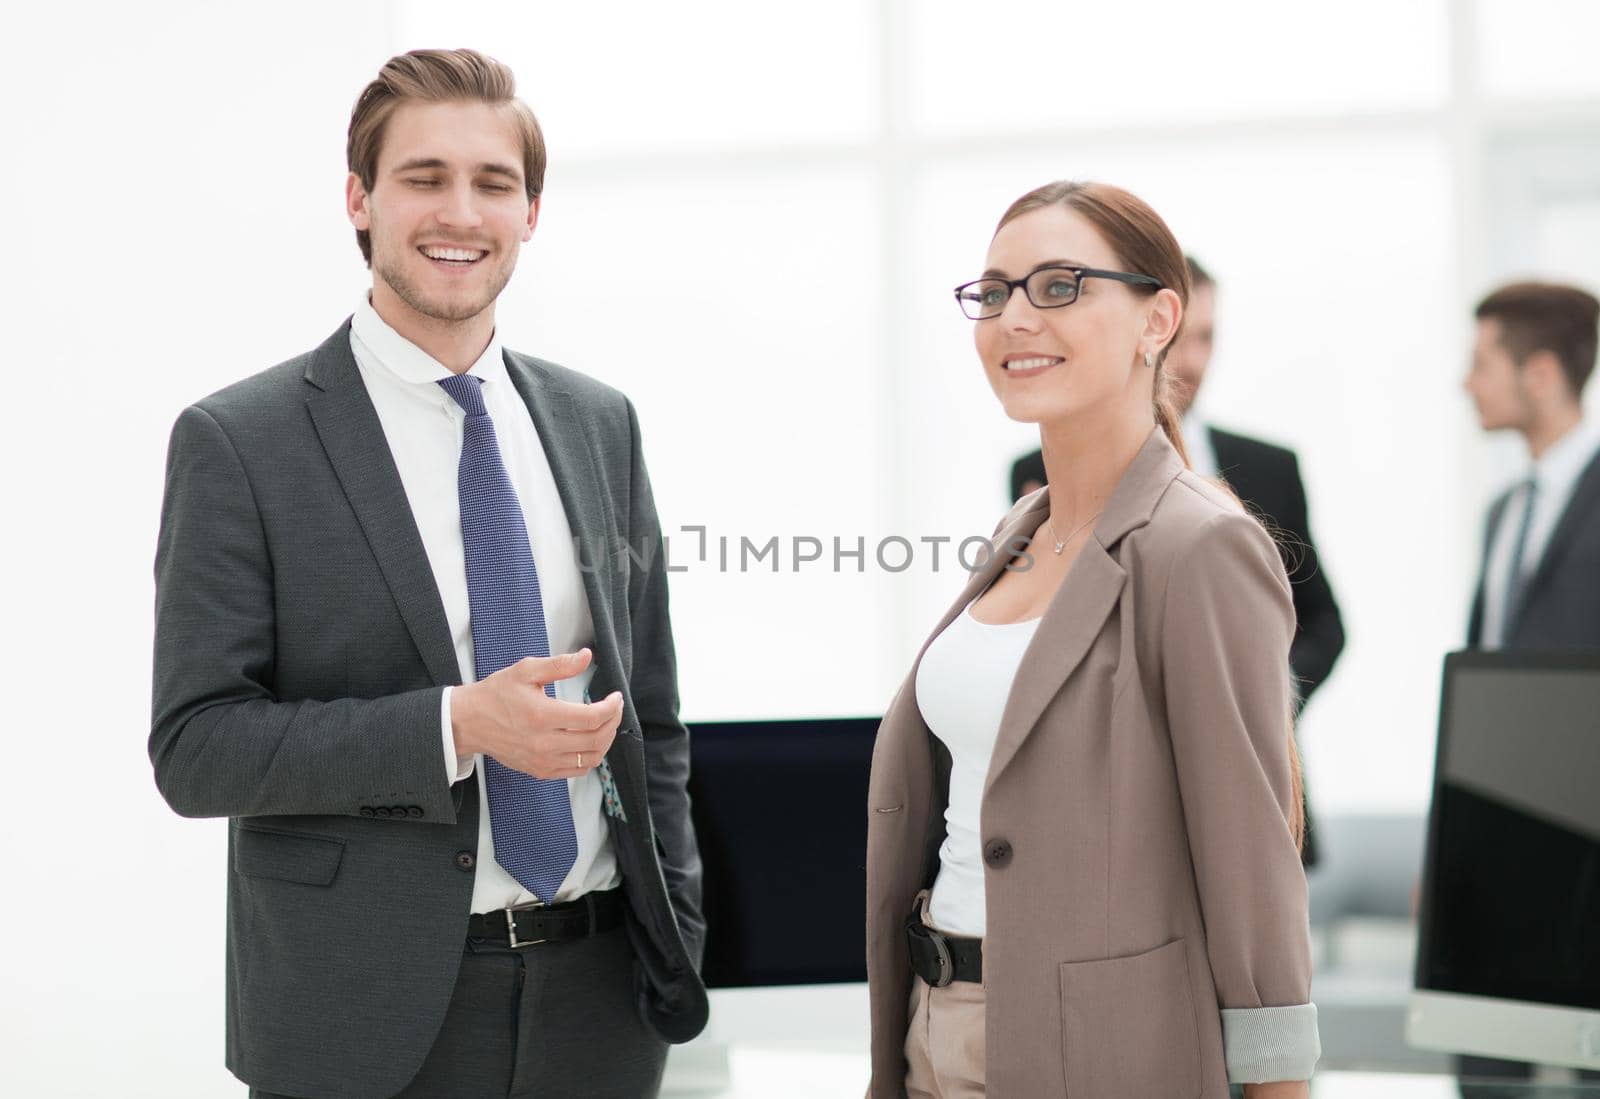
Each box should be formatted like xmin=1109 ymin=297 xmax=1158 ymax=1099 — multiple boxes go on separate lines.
xmin=372 ymin=232 xmax=518 ymax=325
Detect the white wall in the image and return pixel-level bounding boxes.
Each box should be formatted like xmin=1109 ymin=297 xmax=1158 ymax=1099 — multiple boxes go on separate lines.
xmin=2 ymin=2 xmax=1598 ymax=1095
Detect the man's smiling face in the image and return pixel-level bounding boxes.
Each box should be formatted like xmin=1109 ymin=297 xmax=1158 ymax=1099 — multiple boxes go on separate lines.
xmin=347 ymin=99 xmax=538 ymax=325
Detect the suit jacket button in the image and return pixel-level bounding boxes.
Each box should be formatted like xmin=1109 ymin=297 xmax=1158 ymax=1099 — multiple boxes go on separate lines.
xmin=374 ymin=807 xmax=392 ymax=819
xmin=455 ymin=851 xmax=475 ymax=871
xmin=407 ymin=806 xmax=424 ymax=818
xmin=983 ymin=839 xmax=1013 ymax=868
xmin=359 ymin=807 xmax=376 ymax=818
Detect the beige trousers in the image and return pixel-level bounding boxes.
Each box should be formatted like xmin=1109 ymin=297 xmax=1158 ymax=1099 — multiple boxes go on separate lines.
xmin=903 ymin=891 xmax=986 ymax=1098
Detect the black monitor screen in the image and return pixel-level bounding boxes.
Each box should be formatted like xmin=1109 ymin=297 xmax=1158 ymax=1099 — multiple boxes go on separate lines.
xmin=686 ymin=716 xmax=879 ymax=988
xmin=1416 ymin=652 xmax=1600 ymax=1011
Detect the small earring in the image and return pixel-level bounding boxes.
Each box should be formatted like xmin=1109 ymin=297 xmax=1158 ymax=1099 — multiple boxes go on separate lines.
xmin=1143 ymin=351 xmax=1155 ymax=369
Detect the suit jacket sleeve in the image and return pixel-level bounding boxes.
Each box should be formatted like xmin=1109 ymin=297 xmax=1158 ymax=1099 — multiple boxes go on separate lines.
xmin=623 ymin=398 xmax=706 ymax=967
xmin=1161 ymin=510 xmax=1319 ymax=1082
xmin=1279 ymin=452 xmax=1344 ymax=705
xmin=149 ymin=405 xmax=454 ymax=821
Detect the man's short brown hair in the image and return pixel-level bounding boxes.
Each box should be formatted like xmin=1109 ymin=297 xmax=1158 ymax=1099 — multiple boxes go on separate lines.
xmin=1475 ymin=280 xmax=1600 ymax=401
xmin=346 ymin=49 xmax=546 ymax=265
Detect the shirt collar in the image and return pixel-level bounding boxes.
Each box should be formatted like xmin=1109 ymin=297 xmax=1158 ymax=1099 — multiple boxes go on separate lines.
xmin=1531 ymin=415 xmax=1600 ymax=497
xmin=350 ymin=293 xmax=508 ymax=389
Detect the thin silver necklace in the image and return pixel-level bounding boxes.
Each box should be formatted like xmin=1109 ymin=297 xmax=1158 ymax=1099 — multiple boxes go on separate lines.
xmin=1045 ymin=510 xmax=1102 ymax=555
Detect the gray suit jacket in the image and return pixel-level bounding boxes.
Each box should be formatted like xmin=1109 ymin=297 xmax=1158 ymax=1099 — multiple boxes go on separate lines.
xmin=151 ymin=320 xmax=708 ymax=1098
xmin=1467 ymin=446 xmax=1600 ymax=650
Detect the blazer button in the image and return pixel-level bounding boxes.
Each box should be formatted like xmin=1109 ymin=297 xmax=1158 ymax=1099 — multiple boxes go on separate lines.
xmin=374 ymin=807 xmax=392 ymax=819
xmin=407 ymin=806 xmax=424 ymax=818
xmin=455 ymin=851 xmax=475 ymax=872
xmin=983 ymin=838 xmax=1013 ymax=868
xmin=359 ymin=807 xmax=375 ymax=818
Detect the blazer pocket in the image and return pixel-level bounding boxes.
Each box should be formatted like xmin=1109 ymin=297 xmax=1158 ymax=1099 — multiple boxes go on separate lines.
xmin=1059 ymin=938 xmax=1200 ymax=1099
xmin=234 ymin=825 xmax=346 ymax=886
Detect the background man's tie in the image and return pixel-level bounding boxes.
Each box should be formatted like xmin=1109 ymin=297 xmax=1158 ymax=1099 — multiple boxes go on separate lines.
xmin=439 ymin=373 xmax=578 ymax=902
xmin=1502 ymin=477 xmax=1540 ymax=639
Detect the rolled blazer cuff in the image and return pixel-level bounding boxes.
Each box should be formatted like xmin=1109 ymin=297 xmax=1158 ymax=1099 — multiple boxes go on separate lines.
xmin=1221 ymin=1003 xmax=1321 ymax=1084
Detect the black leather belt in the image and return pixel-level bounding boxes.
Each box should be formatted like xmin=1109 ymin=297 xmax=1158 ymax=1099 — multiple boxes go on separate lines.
xmin=905 ymin=913 xmax=983 ymax=986
xmin=468 ymin=887 xmax=624 ymax=948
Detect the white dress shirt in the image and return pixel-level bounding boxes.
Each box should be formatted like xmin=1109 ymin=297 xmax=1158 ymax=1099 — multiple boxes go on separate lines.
xmin=1182 ymin=415 xmax=1218 ymax=481
xmin=349 ymin=296 xmax=620 ymax=912
xmin=1481 ymin=415 xmax=1600 ymax=649
xmin=915 ymin=600 xmax=1042 ymax=937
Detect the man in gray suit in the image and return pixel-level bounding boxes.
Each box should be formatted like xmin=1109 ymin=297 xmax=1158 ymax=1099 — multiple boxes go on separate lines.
xmin=151 ymin=49 xmax=706 ymax=1098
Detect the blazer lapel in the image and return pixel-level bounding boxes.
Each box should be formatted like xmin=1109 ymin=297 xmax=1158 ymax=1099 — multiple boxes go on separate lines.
xmin=876 ymin=493 xmax=1040 ymax=843
xmin=304 ymin=321 xmax=459 ymax=688
xmin=1206 ymin=425 xmax=1235 ymax=479
xmin=984 ymin=429 xmax=1184 ymax=796
xmin=501 ymin=353 xmax=623 ymax=669
xmin=1468 ymin=490 xmax=1511 ymax=647
xmin=499 ymin=353 xmax=650 ymax=814
xmin=1514 ymin=448 xmax=1600 ymax=633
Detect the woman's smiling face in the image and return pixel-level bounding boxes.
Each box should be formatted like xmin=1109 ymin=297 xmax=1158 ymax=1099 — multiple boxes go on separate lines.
xmin=974 ymin=205 xmax=1163 ymax=428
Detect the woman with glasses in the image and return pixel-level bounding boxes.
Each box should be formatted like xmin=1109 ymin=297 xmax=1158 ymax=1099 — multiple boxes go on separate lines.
xmin=864 ymin=181 xmax=1318 ymax=1098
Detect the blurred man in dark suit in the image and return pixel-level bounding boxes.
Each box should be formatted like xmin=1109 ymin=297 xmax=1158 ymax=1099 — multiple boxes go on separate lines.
xmin=1010 ymin=257 xmax=1344 ymax=866
xmin=1458 ymin=279 xmax=1600 ymax=1095
xmin=1466 ymin=281 xmax=1600 ymax=653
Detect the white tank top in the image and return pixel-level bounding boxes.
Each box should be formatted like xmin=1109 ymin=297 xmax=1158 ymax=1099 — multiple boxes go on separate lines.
xmin=914 ymin=600 xmax=1041 ymax=937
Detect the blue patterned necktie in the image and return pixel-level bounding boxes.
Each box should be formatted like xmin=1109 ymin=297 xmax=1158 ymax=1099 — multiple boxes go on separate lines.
xmin=439 ymin=373 xmax=578 ymax=902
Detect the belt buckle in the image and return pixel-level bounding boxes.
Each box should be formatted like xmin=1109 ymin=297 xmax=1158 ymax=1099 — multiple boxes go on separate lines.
xmin=505 ymin=900 xmax=548 ymax=949
xmin=927 ymin=929 xmax=955 ymax=988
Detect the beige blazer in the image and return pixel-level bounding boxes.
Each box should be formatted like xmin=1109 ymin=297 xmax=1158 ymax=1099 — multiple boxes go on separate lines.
xmin=866 ymin=428 xmax=1318 ymax=1097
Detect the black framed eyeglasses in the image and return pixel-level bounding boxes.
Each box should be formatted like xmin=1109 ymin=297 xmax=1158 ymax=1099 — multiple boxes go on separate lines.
xmin=953 ymin=265 xmax=1165 ymax=320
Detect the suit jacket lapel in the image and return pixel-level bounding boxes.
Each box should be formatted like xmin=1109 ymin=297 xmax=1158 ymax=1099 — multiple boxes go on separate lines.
xmin=1514 ymin=449 xmax=1600 ymax=633
xmin=984 ymin=429 xmax=1184 ymax=796
xmin=501 ymin=353 xmax=623 ymax=671
xmin=304 ymin=321 xmax=459 ymax=688
xmin=1468 ymin=490 xmax=1511 ymax=647
xmin=498 ymin=352 xmax=649 ymax=818
xmin=880 ymin=492 xmax=1036 ymax=777
xmin=1206 ymin=425 xmax=1234 ymax=478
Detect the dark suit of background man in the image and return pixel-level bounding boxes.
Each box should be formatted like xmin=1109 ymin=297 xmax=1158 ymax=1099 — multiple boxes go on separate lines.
xmin=150 ymin=49 xmax=706 ymax=1099
xmin=1011 ymin=256 xmax=1345 ymax=867
xmin=1458 ymin=280 xmax=1600 ymax=1094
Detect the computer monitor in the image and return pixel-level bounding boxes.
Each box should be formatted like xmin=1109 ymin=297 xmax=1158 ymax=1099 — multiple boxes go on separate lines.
xmin=1408 ymin=650 xmax=1600 ymax=1069
xmin=686 ymin=715 xmax=878 ymax=988
xmin=661 ymin=716 xmax=878 ymax=1091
